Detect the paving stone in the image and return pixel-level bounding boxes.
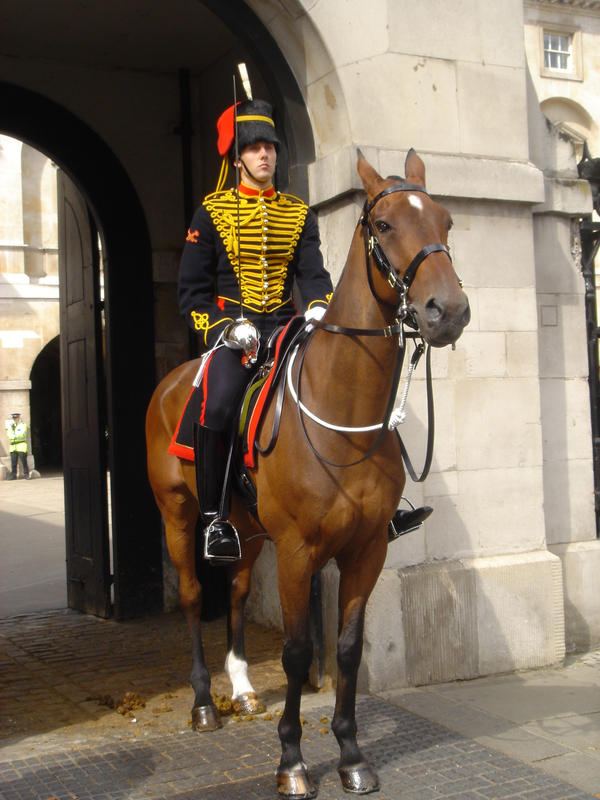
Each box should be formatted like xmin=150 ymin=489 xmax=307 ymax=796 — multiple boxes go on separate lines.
xmin=1 ymin=611 xmax=598 ymax=800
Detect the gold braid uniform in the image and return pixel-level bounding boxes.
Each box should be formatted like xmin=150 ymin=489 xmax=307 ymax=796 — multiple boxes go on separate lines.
xmin=204 ymin=188 xmax=307 ymax=314
xmin=178 ymin=183 xmax=332 ymax=349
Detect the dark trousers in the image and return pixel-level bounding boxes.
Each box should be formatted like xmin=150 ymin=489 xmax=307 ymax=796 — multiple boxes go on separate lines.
xmin=10 ymin=451 xmax=29 ymax=478
xmin=199 ymin=346 xmax=257 ymax=431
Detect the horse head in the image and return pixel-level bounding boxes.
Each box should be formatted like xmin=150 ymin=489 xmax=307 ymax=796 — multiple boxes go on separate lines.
xmin=357 ymin=150 xmax=470 ymax=347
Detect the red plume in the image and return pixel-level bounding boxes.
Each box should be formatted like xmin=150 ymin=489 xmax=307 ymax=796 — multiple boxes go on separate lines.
xmin=216 ymin=103 xmax=240 ymax=156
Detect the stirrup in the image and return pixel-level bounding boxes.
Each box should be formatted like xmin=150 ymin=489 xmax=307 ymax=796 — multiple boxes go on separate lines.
xmin=203 ymin=518 xmax=242 ymax=562
xmin=388 ymin=504 xmax=433 ymax=542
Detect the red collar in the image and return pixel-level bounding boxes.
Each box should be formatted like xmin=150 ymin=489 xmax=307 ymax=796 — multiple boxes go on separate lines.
xmin=239 ymin=182 xmax=276 ymax=198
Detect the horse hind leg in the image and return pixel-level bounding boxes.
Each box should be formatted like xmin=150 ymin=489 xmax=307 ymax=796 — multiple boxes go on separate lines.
xmin=160 ymin=491 xmax=222 ymax=732
xmin=225 ymin=537 xmax=266 ymax=715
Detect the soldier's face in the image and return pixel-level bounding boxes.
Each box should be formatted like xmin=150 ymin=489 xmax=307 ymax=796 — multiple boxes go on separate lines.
xmin=237 ymin=141 xmax=277 ymax=189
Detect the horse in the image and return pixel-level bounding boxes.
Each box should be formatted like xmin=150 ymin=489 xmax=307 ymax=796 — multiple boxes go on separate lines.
xmin=145 ymin=149 xmax=470 ymax=798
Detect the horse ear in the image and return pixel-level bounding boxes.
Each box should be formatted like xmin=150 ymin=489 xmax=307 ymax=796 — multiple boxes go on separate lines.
xmin=357 ymin=149 xmax=384 ymax=199
xmin=405 ymin=148 xmax=426 ymax=188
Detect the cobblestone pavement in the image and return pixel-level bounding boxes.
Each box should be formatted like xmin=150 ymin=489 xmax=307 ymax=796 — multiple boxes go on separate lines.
xmin=0 ymin=610 xmax=596 ymax=800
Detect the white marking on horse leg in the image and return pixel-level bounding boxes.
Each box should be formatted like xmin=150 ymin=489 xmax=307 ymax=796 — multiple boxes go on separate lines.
xmin=408 ymin=194 xmax=423 ymax=211
xmin=225 ymin=649 xmax=255 ymax=699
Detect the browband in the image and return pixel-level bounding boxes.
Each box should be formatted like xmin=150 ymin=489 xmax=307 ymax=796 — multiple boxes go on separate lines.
xmin=365 ymin=182 xmax=430 ymax=214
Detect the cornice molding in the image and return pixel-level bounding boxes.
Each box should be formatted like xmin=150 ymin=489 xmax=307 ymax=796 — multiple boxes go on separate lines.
xmin=525 ymin=0 xmax=600 ymax=12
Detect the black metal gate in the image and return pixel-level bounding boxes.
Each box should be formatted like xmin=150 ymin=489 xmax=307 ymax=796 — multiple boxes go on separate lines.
xmin=578 ymin=147 xmax=600 ymax=537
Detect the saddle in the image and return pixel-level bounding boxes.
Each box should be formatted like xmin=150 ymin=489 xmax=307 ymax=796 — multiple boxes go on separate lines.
xmin=168 ymin=316 xmax=311 ymax=519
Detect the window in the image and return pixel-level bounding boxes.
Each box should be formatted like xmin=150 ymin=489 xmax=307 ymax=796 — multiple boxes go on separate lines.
xmin=544 ymin=32 xmax=571 ymax=71
xmin=540 ymin=25 xmax=583 ymax=81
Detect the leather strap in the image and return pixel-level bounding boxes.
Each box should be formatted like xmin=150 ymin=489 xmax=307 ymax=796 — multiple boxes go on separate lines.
xmin=314 ymin=320 xmax=403 ymax=337
xmin=402 ymin=243 xmax=450 ymax=291
xmin=361 ymin=182 xmax=451 ymax=300
xmin=255 ymin=322 xmax=311 ymax=456
xmin=292 ymin=330 xmax=409 ymax=469
xmin=365 ymin=182 xmax=430 ymax=213
xmin=395 ymin=343 xmax=435 ymax=482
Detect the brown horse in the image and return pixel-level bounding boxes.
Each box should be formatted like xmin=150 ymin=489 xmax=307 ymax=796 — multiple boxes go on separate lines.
xmin=146 ymin=150 xmax=470 ymax=798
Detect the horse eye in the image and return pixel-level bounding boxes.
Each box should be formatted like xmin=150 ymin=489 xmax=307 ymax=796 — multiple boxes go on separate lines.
xmin=375 ymin=220 xmax=391 ymax=233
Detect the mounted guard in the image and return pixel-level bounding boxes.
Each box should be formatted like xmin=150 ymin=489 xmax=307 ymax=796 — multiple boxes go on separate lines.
xmin=146 ymin=141 xmax=470 ymax=797
xmin=173 ymin=94 xmax=333 ymax=561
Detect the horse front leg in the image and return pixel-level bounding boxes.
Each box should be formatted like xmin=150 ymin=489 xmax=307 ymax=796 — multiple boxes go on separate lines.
xmin=332 ymin=537 xmax=387 ymax=794
xmin=276 ymin=562 xmax=316 ymax=799
xmin=225 ymin=536 xmax=266 ymax=715
xmin=160 ymin=493 xmax=221 ymax=732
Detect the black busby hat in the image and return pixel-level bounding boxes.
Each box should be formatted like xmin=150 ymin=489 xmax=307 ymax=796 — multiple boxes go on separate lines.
xmin=215 ymin=99 xmax=280 ymax=191
xmin=236 ymin=99 xmax=280 ymax=152
xmin=216 ymin=99 xmax=280 ymax=158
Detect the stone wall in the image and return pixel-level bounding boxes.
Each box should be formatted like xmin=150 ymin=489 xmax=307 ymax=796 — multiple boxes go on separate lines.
xmin=245 ymin=0 xmax=597 ymax=685
xmin=1 ymin=0 xmax=597 ymax=679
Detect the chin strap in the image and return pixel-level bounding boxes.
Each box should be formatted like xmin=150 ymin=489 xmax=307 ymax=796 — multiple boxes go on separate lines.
xmin=239 ymin=157 xmax=260 ymax=185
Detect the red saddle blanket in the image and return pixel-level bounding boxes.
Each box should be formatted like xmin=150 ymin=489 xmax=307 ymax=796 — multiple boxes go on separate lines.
xmin=167 ymin=318 xmax=305 ymax=468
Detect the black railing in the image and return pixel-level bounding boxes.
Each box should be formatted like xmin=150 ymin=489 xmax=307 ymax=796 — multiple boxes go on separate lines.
xmin=580 ymin=216 xmax=600 ymax=537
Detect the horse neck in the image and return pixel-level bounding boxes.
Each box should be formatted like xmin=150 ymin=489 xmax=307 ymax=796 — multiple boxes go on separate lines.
xmin=326 ymin=225 xmax=398 ymax=332
xmin=304 ymin=226 xmax=400 ymax=422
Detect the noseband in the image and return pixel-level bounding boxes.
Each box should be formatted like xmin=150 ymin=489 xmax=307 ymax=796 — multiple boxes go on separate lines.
xmin=360 ymin=182 xmax=451 ymax=317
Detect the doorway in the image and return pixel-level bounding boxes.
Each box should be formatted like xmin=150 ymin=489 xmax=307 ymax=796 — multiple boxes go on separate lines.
xmin=1 ymin=82 xmax=163 ymax=619
xmin=30 ymin=336 xmax=62 ymax=470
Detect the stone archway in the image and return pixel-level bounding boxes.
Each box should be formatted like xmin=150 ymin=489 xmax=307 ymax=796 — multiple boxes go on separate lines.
xmin=0 ymin=0 xmax=349 ymax=621
xmin=0 ymin=81 xmax=162 ymax=618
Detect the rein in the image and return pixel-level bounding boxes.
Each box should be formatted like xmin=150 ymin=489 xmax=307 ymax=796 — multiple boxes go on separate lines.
xmin=287 ymin=182 xmax=445 ymax=475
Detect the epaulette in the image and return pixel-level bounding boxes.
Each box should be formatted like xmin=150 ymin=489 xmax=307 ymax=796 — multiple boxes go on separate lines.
xmin=276 ymin=192 xmax=308 ymax=207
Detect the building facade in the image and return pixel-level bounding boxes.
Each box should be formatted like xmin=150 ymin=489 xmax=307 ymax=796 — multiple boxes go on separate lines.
xmin=0 ymin=137 xmax=60 ymax=474
xmin=0 ymin=0 xmax=598 ymax=685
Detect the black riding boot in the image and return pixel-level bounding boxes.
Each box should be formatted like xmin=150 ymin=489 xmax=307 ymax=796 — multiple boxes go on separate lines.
xmin=194 ymin=423 xmax=241 ymax=563
xmin=388 ymin=505 xmax=433 ymax=542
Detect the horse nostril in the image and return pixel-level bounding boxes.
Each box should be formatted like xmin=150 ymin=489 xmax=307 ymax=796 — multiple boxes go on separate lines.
xmin=424 ymin=298 xmax=442 ymax=323
xmin=462 ymin=302 xmax=471 ymax=327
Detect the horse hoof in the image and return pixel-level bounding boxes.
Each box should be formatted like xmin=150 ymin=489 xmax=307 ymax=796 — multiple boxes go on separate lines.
xmin=191 ymin=703 xmax=222 ymax=732
xmin=232 ymin=692 xmax=265 ymax=715
xmin=276 ymin=761 xmax=317 ymax=799
xmin=337 ymin=762 xmax=380 ymax=794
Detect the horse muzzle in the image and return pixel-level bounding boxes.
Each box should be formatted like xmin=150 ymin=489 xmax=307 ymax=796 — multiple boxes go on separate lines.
xmin=410 ymin=290 xmax=471 ymax=347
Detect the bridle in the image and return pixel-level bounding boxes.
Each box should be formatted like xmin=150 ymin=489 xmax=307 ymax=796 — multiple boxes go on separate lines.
xmin=316 ymin=181 xmax=453 ymax=338
xmin=362 ymin=182 xmax=452 ymax=317
xmin=286 ymin=181 xmax=454 ymax=473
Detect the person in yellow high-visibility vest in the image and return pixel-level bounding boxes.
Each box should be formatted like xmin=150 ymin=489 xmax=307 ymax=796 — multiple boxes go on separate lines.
xmin=5 ymin=412 xmax=30 ymax=480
